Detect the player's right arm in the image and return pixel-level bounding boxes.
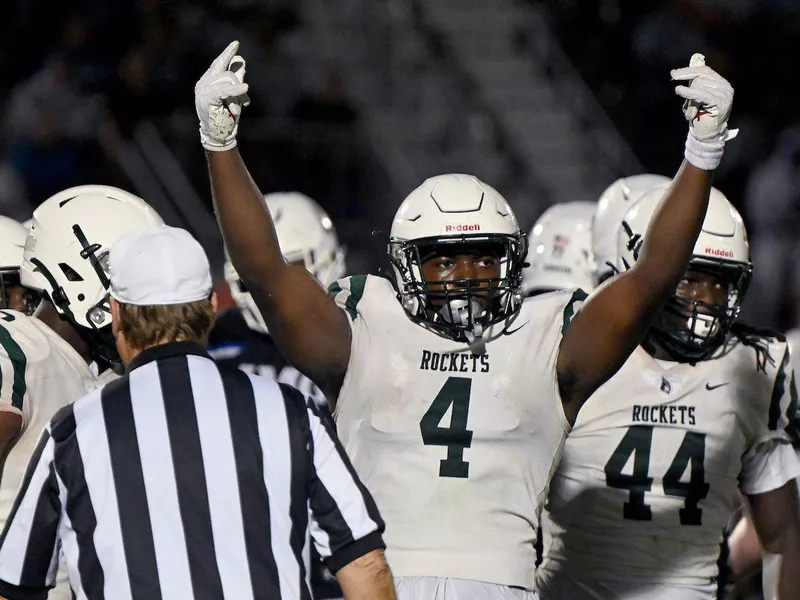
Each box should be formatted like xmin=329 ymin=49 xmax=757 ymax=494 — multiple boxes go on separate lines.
xmin=197 ymin=42 xmax=351 ymax=398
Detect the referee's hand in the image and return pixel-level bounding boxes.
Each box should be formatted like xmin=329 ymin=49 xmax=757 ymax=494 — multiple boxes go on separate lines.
xmin=335 ymin=549 xmax=395 ymax=599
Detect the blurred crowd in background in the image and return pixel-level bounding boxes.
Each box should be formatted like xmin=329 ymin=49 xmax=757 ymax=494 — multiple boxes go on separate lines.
xmin=2 ymin=0 xmax=800 ymax=330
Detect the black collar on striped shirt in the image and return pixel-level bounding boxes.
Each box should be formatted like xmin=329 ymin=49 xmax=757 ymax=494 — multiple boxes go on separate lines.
xmin=126 ymin=341 xmax=211 ymax=374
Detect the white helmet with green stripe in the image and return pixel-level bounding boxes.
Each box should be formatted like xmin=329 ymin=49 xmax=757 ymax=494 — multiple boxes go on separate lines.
xmin=224 ymin=192 xmax=346 ymax=335
xmin=21 ymin=186 xmax=164 ymax=365
xmin=388 ymin=173 xmax=527 ymax=343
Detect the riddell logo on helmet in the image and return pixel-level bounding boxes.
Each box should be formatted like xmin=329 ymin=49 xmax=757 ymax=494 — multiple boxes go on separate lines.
xmin=705 ymin=247 xmax=733 ymax=258
xmin=445 ymin=224 xmax=481 ymax=232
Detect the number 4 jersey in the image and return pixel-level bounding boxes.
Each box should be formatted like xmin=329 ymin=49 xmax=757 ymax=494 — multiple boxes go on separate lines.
xmin=537 ymin=332 xmax=800 ymax=600
xmin=329 ymin=274 xmax=585 ymax=590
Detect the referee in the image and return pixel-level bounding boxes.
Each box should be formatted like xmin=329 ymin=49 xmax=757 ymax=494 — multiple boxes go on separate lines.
xmin=0 ymin=226 xmax=394 ymax=600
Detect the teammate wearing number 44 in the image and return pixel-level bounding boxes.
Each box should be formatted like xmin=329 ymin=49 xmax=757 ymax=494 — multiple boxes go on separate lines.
xmin=197 ymin=43 xmax=736 ymax=599
xmin=536 ymin=184 xmax=800 ymax=600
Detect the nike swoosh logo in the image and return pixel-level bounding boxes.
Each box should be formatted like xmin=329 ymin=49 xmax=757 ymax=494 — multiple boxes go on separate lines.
xmin=705 ymin=382 xmax=729 ymax=391
xmin=502 ymin=321 xmax=529 ymax=336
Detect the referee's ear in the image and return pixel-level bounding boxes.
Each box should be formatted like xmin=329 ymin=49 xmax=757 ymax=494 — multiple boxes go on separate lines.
xmin=111 ymin=297 xmax=122 ymax=340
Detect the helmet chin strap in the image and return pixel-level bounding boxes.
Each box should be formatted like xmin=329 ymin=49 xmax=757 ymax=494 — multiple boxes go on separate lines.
xmin=437 ymin=298 xmax=486 ymax=343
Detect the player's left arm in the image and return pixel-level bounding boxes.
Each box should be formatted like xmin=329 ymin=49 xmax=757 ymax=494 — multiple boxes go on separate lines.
xmin=557 ymin=55 xmax=737 ymax=424
xmin=0 ymin=353 xmax=25 ymax=470
xmin=746 ymin=482 xmax=800 ymax=600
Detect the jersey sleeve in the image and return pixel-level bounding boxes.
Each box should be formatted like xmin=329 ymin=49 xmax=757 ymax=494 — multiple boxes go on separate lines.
xmin=560 ymin=288 xmax=589 ymax=335
xmin=327 ymin=275 xmax=367 ymax=323
xmin=739 ymin=436 xmax=800 ymax=495
xmin=327 ymin=275 xmax=369 ymax=417
xmin=0 ymin=324 xmax=29 ymax=428
xmin=761 ymin=342 xmax=798 ymax=444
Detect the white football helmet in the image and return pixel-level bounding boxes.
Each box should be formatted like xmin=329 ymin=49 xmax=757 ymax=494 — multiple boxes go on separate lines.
xmin=224 ymin=192 xmax=346 ymax=335
xmin=523 ymin=202 xmax=596 ymax=296
xmin=388 ymin=173 xmax=527 ymax=343
xmin=617 ymin=184 xmax=752 ymax=359
xmin=0 ymin=216 xmax=40 ymax=314
xmin=593 ymin=174 xmax=672 ymax=284
xmin=21 ymin=186 xmax=165 ymax=364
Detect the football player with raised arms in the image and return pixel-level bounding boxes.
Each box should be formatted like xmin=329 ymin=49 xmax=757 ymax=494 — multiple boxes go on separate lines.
xmin=196 ymin=43 xmax=737 ymax=599
xmin=536 ymin=184 xmax=800 ymax=600
xmin=0 ymin=186 xmax=165 ymax=599
xmin=522 ymin=201 xmax=596 ymax=297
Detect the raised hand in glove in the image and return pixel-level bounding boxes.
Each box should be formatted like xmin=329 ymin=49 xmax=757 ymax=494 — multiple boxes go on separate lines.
xmin=195 ymin=40 xmax=250 ymax=152
xmin=671 ymin=53 xmax=738 ymax=171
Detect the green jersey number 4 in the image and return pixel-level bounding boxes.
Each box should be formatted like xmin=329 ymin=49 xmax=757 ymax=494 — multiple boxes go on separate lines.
xmin=604 ymin=425 xmax=710 ymax=525
xmin=420 ymin=377 xmax=474 ymax=478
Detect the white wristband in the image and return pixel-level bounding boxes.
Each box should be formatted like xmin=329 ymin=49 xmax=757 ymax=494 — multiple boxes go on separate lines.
xmin=684 ymin=130 xmax=725 ymax=171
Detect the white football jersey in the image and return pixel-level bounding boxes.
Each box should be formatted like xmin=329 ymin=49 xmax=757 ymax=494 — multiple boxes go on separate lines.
xmin=0 ymin=309 xmax=117 ymax=599
xmin=537 ymin=331 xmax=800 ymax=600
xmin=329 ymin=274 xmax=586 ymax=589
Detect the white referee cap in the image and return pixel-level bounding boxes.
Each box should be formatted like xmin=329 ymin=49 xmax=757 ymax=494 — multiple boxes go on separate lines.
xmin=109 ymin=226 xmax=212 ymax=306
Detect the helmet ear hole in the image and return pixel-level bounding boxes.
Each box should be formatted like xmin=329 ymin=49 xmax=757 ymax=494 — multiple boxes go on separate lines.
xmin=59 ymin=263 xmax=84 ymax=282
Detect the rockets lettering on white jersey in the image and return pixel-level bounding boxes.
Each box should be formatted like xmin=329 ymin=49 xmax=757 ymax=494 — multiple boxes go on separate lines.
xmin=328 ymin=274 xmax=585 ymax=590
xmin=537 ymin=331 xmax=800 ymax=599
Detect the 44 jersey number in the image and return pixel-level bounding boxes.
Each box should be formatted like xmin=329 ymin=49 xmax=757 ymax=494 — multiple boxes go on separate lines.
xmin=604 ymin=425 xmax=710 ymax=525
xmin=420 ymin=377 xmax=474 ymax=478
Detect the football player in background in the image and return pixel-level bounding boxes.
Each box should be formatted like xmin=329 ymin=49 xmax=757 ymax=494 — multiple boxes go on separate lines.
xmin=0 ymin=216 xmax=40 ymax=314
xmin=0 ymin=186 xmax=165 ymax=599
xmin=208 ymin=190 xmax=345 ymax=600
xmin=209 ymin=191 xmax=344 ymax=405
xmin=198 ymin=42 xmax=737 ymax=599
xmin=522 ymin=201 xmax=596 ymax=297
xmin=592 ymin=174 xmax=671 ymax=285
xmin=536 ymin=185 xmax=800 ymax=600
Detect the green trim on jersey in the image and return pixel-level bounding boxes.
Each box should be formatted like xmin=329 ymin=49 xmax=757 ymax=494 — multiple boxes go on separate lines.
xmin=786 ymin=371 xmax=798 ymax=434
xmin=345 ymin=275 xmax=367 ymax=320
xmin=0 ymin=323 xmax=27 ymax=411
xmin=328 ymin=275 xmax=367 ymax=321
xmin=768 ymin=346 xmax=790 ymax=431
xmin=561 ymin=289 xmax=589 ymax=336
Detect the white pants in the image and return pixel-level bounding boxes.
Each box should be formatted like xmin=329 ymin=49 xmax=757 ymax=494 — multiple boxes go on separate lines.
xmin=395 ymin=577 xmax=538 ymax=600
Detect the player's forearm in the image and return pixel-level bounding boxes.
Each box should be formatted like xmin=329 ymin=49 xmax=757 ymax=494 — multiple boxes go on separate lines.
xmin=206 ymin=148 xmax=288 ymax=291
xmin=728 ymin=514 xmax=763 ymax=580
xmin=630 ymin=161 xmax=710 ymax=301
xmin=776 ymin=524 xmax=800 ymax=600
xmin=335 ymin=550 xmax=396 ymax=600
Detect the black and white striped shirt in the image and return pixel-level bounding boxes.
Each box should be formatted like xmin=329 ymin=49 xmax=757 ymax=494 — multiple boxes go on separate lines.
xmin=0 ymin=341 xmax=384 ymax=600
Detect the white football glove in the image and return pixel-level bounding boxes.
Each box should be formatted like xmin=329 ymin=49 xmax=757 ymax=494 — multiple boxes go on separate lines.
xmin=671 ymin=53 xmax=738 ymax=171
xmin=195 ymin=41 xmax=250 ymax=152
